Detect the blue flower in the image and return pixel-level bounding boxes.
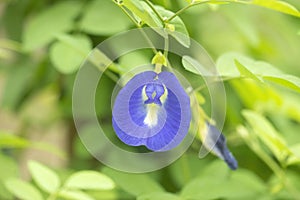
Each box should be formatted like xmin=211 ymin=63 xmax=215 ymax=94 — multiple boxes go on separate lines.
xmin=112 ymin=71 xmax=191 ymax=151
xmin=203 ymin=123 xmax=238 ymax=170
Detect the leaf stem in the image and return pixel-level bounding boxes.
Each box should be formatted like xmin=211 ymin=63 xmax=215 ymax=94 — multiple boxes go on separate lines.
xmin=166 ymin=0 xmax=250 ymax=23
xmin=180 ymin=154 xmax=191 ymax=184
xmin=144 ymin=0 xmax=165 ymax=24
xmin=163 ymin=33 xmax=169 ymax=63
xmin=239 ymin=127 xmax=300 ymax=198
xmin=117 ymin=1 xmax=158 ymax=55
xmin=118 ymin=5 xmax=141 ymax=27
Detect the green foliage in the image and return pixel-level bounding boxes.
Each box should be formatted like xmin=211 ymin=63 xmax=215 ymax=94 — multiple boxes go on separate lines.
xmin=50 ymin=34 xmax=92 ymax=74
xmin=28 ymin=160 xmax=61 ymax=193
xmin=58 ymin=189 xmax=95 ymax=200
xmin=122 ymin=0 xmax=163 ymax=27
xmin=181 ymin=161 xmax=267 ymax=199
xmin=216 ymin=52 xmax=300 ymax=92
xmin=0 ymin=153 xmax=18 ymax=199
xmin=155 ymin=6 xmax=190 ymax=47
xmin=102 ymin=167 xmax=164 ymax=197
xmin=22 ymin=1 xmax=83 ymax=51
xmin=5 ymin=178 xmax=43 ymax=200
xmin=80 ymin=0 xmax=132 ymax=35
xmin=252 ymin=0 xmax=300 ymax=17
xmin=64 ymin=171 xmax=115 ymax=190
xmin=137 ymin=192 xmax=183 ymax=200
xmin=242 ymin=111 xmax=292 ymax=164
xmin=1 ymin=0 xmax=300 ymax=200
xmin=4 ymin=161 xmax=116 ymax=200
xmin=1 ymin=61 xmax=35 ymax=109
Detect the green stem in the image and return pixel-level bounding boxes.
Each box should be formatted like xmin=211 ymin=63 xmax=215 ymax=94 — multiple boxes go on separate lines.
xmin=140 ymin=28 xmax=158 ymax=54
xmin=117 ymin=1 xmax=158 ymax=55
xmin=119 ymin=5 xmax=141 ymax=27
xmin=163 ymin=33 xmax=169 ymax=62
xmin=180 ymin=154 xmax=191 ymax=184
xmin=166 ymin=0 xmax=250 ymax=23
xmin=251 ymin=143 xmax=299 ymax=198
xmin=242 ymin=130 xmax=300 ymax=198
xmin=154 ymin=63 xmax=162 ymax=73
xmin=144 ymin=0 xmax=165 ymax=23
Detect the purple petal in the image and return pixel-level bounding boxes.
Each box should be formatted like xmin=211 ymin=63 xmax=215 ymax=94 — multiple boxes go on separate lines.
xmin=204 ymin=123 xmax=238 ymax=170
xmin=112 ymin=71 xmax=191 ymax=151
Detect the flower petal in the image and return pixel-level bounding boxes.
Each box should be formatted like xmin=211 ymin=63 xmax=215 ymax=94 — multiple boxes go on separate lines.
xmin=204 ymin=124 xmax=238 ymax=170
xmin=112 ymin=71 xmax=191 ymax=151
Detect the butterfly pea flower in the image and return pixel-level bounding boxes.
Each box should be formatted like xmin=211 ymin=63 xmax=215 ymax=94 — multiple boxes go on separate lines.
xmin=201 ymin=123 xmax=238 ymax=170
xmin=112 ymin=71 xmax=191 ymax=151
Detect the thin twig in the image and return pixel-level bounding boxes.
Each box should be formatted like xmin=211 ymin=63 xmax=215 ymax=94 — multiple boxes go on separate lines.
xmin=166 ymin=0 xmax=250 ymax=22
xmin=144 ymin=0 xmax=165 ymax=24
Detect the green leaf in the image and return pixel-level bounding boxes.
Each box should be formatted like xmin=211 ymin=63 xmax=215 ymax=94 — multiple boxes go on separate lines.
xmin=181 ymin=161 xmax=266 ymax=199
xmin=286 ymin=143 xmax=300 ymax=165
xmin=155 ymin=6 xmax=190 ymax=47
xmin=121 ymin=1 xmax=189 ymax=47
xmin=118 ymin=50 xmax=152 ymax=74
xmin=28 ymin=160 xmax=60 ymax=193
xmin=252 ymin=0 xmax=300 ymax=17
xmin=263 ymin=75 xmax=300 ymax=92
xmin=102 ymin=167 xmax=164 ymax=197
xmin=216 ymin=52 xmax=300 ymax=92
xmin=122 ymin=0 xmax=162 ymax=27
xmin=242 ymin=110 xmax=292 ymax=163
xmin=59 ymin=189 xmax=95 ymax=200
xmin=0 ymin=153 xmax=18 ymax=199
xmin=1 ymin=62 xmax=34 ymax=110
xmin=5 ymin=178 xmax=43 ymax=200
xmin=0 ymin=132 xmax=29 ymax=148
xmin=22 ymin=1 xmax=82 ymax=51
xmin=138 ymin=192 xmax=183 ymax=200
xmin=80 ymin=0 xmax=131 ymax=35
xmin=234 ymin=59 xmax=263 ymax=82
xmin=169 ymin=154 xmax=209 ymax=188
xmin=49 ymin=34 xmax=92 ymax=74
xmin=64 ymin=171 xmax=115 ymax=190
xmin=182 ymin=55 xmax=212 ymax=75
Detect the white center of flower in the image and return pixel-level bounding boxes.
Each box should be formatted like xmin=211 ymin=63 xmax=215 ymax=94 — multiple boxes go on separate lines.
xmin=142 ymin=84 xmax=168 ymax=127
xmin=144 ymin=104 xmax=160 ymax=127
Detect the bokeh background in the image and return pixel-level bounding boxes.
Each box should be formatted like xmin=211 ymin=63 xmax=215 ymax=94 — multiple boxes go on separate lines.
xmin=1 ymin=0 xmax=300 ymax=199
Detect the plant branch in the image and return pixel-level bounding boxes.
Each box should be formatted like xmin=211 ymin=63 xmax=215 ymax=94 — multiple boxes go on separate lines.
xmin=119 ymin=5 xmax=141 ymax=27
xmin=166 ymin=0 xmax=250 ymax=23
xmin=144 ymin=0 xmax=165 ymax=24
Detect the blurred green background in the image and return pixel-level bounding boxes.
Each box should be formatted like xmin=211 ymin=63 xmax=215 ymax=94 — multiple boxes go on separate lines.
xmin=1 ymin=0 xmax=300 ymax=199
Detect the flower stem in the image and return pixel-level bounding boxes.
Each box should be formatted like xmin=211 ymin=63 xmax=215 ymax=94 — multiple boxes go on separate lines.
xmin=163 ymin=33 xmax=169 ymax=62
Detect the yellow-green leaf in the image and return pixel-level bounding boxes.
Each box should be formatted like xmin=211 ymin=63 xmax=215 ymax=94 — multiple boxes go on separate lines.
xmin=5 ymin=178 xmax=43 ymax=200
xmin=252 ymin=0 xmax=300 ymax=17
xmin=28 ymin=160 xmax=60 ymax=193
xmin=64 ymin=171 xmax=115 ymax=190
xmin=242 ymin=110 xmax=292 ymax=163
